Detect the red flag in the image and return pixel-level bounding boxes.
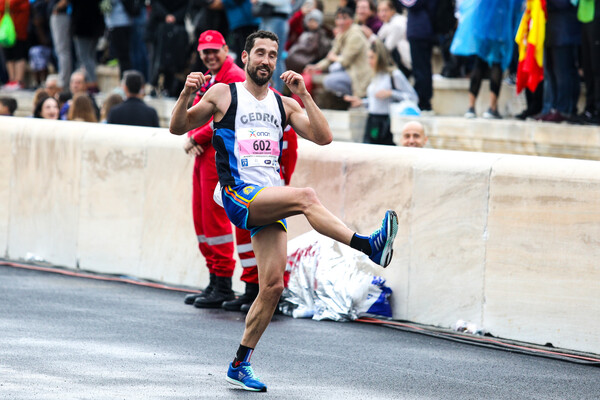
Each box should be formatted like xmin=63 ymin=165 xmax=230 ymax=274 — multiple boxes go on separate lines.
xmin=515 ymin=0 xmax=547 ymax=94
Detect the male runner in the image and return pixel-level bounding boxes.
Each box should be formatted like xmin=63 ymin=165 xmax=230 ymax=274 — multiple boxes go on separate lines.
xmin=182 ymin=30 xmax=256 ymax=309
xmin=184 ymin=30 xmax=298 ymax=311
xmin=170 ymin=30 xmax=398 ymax=392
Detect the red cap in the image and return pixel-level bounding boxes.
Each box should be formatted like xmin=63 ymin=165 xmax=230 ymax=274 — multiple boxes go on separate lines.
xmin=197 ymin=30 xmax=226 ymax=52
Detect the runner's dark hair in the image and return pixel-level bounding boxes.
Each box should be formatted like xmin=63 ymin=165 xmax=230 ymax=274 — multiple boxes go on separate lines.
xmin=244 ymin=30 xmax=279 ymax=54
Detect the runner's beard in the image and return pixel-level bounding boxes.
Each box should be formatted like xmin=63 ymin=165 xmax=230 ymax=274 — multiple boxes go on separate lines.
xmin=247 ymin=64 xmax=273 ymax=86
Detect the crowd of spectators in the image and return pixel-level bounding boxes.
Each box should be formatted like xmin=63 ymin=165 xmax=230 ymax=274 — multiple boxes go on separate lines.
xmin=0 ymin=0 xmax=598 ymax=128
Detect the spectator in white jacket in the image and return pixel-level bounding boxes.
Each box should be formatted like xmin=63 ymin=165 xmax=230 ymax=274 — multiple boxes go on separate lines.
xmin=377 ymin=0 xmax=411 ymax=77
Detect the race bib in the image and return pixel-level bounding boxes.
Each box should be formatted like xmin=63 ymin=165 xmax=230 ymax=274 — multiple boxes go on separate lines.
xmin=237 ymin=127 xmax=280 ymax=168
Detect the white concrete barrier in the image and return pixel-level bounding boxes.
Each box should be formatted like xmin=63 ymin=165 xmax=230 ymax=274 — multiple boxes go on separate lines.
xmin=1 ymin=116 xmax=599 ymax=355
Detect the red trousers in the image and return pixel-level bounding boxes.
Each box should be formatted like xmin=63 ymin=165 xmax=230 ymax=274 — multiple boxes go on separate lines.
xmin=192 ymin=146 xmax=258 ymax=284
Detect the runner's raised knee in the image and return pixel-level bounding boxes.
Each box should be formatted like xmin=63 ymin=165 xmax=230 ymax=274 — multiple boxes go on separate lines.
xmin=298 ymin=187 xmax=321 ymax=213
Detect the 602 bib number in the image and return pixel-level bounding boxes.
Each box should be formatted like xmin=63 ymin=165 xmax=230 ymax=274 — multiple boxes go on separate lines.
xmin=253 ymin=140 xmax=272 ymax=152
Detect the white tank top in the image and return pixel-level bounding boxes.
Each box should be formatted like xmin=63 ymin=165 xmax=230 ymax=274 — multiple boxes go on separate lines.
xmin=213 ymin=82 xmax=286 ymax=189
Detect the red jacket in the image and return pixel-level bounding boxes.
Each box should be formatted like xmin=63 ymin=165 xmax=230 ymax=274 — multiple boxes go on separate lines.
xmin=0 ymin=0 xmax=30 ymax=41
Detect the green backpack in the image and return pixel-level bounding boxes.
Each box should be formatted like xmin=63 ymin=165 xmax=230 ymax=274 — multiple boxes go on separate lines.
xmin=0 ymin=2 xmax=16 ymax=48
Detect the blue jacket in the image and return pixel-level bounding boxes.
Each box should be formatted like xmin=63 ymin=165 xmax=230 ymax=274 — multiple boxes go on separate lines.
xmin=222 ymin=0 xmax=261 ymax=31
xmin=399 ymin=0 xmax=438 ymax=40
xmin=546 ymin=0 xmax=581 ymax=47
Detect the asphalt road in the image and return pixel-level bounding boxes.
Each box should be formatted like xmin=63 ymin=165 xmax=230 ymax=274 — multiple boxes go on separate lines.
xmin=1 ymin=264 xmax=598 ymax=400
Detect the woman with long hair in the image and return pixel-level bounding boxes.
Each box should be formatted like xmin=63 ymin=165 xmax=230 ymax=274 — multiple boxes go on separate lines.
xmin=33 ymin=96 xmax=60 ymax=119
xmin=344 ymin=39 xmax=418 ymax=145
xmin=68 ymin=93 xmax=98 ymax=122
xmin=100 ymin=93 xmax=124 ymax=123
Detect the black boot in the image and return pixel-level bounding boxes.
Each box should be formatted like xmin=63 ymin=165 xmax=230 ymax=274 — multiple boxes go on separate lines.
xmin=184 ymin=273 xmax=216 ymax=304
xmin=193 ymin=276 xmax=235 ymax=308
xmin=222 ymin=282 xmax=259 ymax=312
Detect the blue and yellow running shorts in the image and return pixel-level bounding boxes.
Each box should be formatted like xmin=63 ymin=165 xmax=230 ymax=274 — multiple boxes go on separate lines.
xmin=222 ymin=183 xmax=287 ymax=237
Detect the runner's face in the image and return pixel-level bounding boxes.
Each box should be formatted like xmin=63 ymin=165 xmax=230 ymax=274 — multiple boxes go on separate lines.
xmin=245 ymin=38 xmax=277 ymax=86
xmin=200 ymin=45 xmax=228 ymax=74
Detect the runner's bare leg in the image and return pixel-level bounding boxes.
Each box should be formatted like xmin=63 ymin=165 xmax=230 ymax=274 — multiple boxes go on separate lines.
xmin=241 ymin=224 xmax=287 ymax=348
xmin=247 ymin=186 xmax=354 ymax=246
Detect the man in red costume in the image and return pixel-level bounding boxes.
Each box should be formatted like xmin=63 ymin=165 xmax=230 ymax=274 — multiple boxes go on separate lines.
xmin=183 ymin=30 xmax=297 ymax=310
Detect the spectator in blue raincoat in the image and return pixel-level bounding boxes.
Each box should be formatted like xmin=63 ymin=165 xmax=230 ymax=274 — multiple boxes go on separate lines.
xmin=451 ymin=0 xmax=524 ymax=119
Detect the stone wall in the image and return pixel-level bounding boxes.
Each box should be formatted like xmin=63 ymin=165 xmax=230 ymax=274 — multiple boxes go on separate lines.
xmin=1 ymin=116 xmax=599 ymax=355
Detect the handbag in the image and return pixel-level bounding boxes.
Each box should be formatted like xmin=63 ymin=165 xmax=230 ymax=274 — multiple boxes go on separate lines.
xmin=364 ymin=114 xmax=393 ymax=145
xmin=0 ymin=1 xmax=16 ymax=48
xmin=251 ymin=1 xmax=275 ymax=17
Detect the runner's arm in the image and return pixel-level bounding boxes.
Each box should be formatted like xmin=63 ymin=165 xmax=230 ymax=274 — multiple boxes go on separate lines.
xmin=281 ymin=71 xmax=332 ymax=145
xmin=169 ymin=75 xmax=225 ymax=135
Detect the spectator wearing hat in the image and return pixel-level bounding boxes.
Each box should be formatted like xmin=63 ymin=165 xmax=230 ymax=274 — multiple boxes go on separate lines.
xmin=182 ymin=30 xmax=252 ymax=309
xmin=107 ymin=69 xmax=159 ymax=127
xmin=285 ymin=9 xmax=331 ymax=73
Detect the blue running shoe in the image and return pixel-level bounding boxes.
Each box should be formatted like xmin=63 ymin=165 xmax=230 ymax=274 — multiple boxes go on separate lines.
xmin=226 ymin=362 xmax=267 ymax=392
xmin=368 ymin=210 xmax=398 ymax=268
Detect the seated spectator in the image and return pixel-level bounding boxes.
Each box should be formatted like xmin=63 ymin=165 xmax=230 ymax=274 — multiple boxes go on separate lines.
xmin=305 ymin=7 xmax=371 ymax=98
xmin=344 ymin=39 xmax=418 ymax=145
xmin=286 ymin=0 xmax=322 ymax=51
xmin=0 ymin=96 xmax=18 ymax=116
xmin=59 ymin=70 xmax=100 ymax=120
xmin=400 ymin=120 xmax=428 ymax=148
xmin=33 ymin=96 xmax=60 ymax=119
xmin=100 ymin=93 xmax=124 ymax=123
xmin=355 ymin=0 xmax=382 ymax=38
xmin=56 ymin=91 xmax=71 ymax=114
xmin=377 ymin=0 xmax=411 ymax=77
xmin=68 ymin=93 xmax=99 ymax=122
xmin=107 ymin=70 xmax=159 ymax=127
xmin=285 ymin=9 xmax=331 ymax=73
xmin=44 ymin=74 xmax=62 ymax=98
